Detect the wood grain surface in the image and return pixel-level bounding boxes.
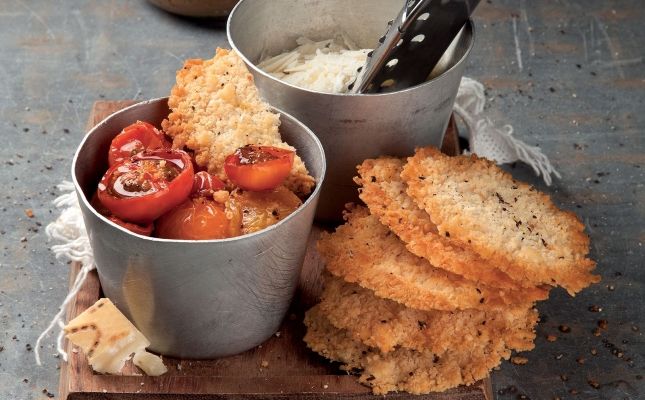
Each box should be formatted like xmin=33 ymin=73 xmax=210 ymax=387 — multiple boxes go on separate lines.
xmin=57 ymin=101 xmax=490 ymax=400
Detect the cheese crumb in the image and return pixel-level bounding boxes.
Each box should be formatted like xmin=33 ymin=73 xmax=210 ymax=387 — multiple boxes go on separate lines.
xmin=510 ymin=356 xmax=529 ymax=365
xmin=134 ymin=350 xmax=168 ymax=376
xmin=212 ymin=190 xmax=229 ymax=204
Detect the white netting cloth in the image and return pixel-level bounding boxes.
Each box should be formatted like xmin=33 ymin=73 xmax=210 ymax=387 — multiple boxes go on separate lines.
xmin=35 ymin=77 xmax=559 ymax=365
xmin=453 ymin=77 xmax=561 ymax=185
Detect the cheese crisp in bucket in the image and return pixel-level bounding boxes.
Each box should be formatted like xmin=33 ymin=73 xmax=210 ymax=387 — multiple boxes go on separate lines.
xmin=162 ymin=48 xmax=315 ymax=196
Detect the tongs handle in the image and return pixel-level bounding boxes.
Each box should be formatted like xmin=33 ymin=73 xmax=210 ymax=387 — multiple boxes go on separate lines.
xmin=352 ymin=0 xmax=480 ymax=94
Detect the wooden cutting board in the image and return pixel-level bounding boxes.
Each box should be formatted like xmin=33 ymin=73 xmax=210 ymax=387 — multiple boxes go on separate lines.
xmin=58 ymin=101 xmax=492 ymax=400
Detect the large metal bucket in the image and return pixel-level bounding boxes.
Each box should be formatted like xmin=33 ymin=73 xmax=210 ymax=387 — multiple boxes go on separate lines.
xmin=228 ymin=0 xmax=474 ymax=221
xmin=72 ymin=98 xmax=326 ymax=358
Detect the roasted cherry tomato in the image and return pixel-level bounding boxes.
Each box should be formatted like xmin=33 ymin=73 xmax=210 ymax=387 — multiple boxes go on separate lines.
xmin=90 ymin=191 xmax=112 ymax=216
xmin=108 ymin=121 xmax=170 ymax=167
xmin=192 ymin=171 xmax=225 ymax=197
xmin=156 ymin=197 xmax=232 ymax=240
xmin=224 ymin=145 xmax=294 ymax=191
xmin=108 ymin=216 xmax=154 ymax=236
xmin=97 ymin=149 xmax=194 ymax=224
xmin=90 ymin=192 xmax=153 ymax=236
xmin=226 ymin=186 xmax=302 ymax=234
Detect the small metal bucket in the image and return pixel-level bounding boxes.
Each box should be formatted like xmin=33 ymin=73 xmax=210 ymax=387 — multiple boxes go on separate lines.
xmin=71 ymin=98 xmax=326 ymax=358
xmin=228 ymin=0 xmax=474 ymax=221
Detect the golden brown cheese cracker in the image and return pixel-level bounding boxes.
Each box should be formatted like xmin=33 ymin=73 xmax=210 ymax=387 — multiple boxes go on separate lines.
xmin=162 ymin=48 xmax=315 ymax=195
xmin=317 ymin=205 xmax=539 ymax=311
xmin=401 ymin=147 xmax=599 ymax=295
xmin=304 ymin=305 xmax=508 ymax=395
xmin=319 ymin=274 xmax=537 ymax=354
xmin=356 ymin=157 xmax=549 ymax=300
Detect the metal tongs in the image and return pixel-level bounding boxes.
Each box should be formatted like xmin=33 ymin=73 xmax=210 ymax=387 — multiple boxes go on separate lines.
xmin=350 ymin=0 xmax=480 ymax=94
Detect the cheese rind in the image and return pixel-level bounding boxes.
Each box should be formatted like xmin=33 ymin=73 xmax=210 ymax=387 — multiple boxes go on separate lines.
xmin=64 ymin=298 xmax=166 ymax=376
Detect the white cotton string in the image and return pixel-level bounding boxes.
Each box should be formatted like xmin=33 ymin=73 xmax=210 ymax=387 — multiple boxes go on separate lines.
xmin=35 ymin=181 xmax=95 ymax=365
xmin=453 ymin=77 xmax=560 ymax=185
xmin=492 ymin=122 xmax=562 ymax=185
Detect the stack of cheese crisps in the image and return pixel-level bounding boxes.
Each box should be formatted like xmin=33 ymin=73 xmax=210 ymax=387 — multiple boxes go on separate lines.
xmin=304 ymin=147 xmax=599 ymax=394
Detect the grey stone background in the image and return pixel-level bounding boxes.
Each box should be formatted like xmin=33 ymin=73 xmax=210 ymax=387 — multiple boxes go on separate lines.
xmin=0 ymin=1 xmax=642 ymax=399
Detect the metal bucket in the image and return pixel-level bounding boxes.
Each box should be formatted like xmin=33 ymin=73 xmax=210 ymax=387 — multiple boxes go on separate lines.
xmin=71 ymin=98 xmax=326 ymax=358
xmin=228 ymin=0 xmax=474 ymax=221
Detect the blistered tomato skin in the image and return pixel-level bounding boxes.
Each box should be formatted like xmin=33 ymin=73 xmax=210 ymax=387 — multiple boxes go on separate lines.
xmin=97 ymin=149 xmax=194 ymax=224
xmin=108 ymin=121 xmax=170 ymax=167
xmin=156 ymin=197 xmax=233 ymax=240
xmin=224 ymin=145 xmax=294 ymax=191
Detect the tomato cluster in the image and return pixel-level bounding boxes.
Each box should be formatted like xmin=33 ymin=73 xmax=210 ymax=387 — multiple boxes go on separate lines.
xmin=92 ymin=121 xmax=298 ymax=239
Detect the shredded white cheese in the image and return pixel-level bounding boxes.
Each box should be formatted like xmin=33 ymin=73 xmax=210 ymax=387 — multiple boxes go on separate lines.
xmin=257 ymin=34 xmax=370 ymax=94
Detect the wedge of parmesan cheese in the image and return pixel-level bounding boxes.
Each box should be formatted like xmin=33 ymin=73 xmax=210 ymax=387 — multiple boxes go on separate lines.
xmin=64 ymin=298 xmax=167 ymax=376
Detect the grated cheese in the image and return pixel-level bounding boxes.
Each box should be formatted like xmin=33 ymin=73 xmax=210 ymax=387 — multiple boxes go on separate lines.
xmin=257 ymin=34 xmax=370 ymax=94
